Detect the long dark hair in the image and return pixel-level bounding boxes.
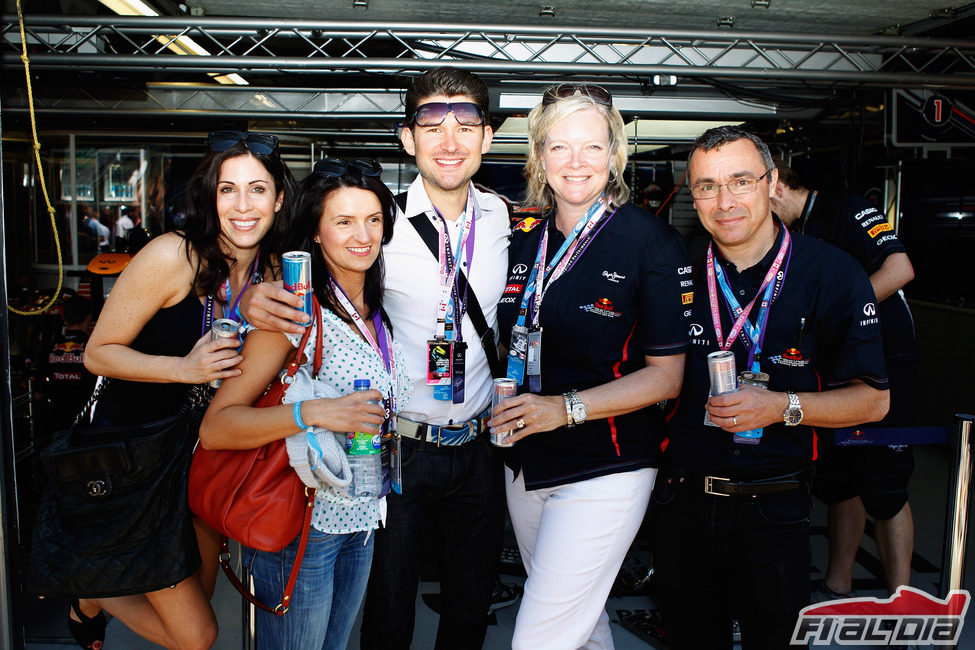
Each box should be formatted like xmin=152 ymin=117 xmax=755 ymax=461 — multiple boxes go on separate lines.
xmin=182 ymin=142 xmax=297 ymax=297
xmin=288 ymin=167 xmax=396 ymax=331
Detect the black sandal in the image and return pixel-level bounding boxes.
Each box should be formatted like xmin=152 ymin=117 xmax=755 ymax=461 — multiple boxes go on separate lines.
xmin=68 ymin=599 xmax=106 ymax=650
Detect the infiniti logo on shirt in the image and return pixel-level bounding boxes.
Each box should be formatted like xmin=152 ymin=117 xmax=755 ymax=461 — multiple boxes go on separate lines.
xmin=512 ymin=263 xmax=529 ymax=275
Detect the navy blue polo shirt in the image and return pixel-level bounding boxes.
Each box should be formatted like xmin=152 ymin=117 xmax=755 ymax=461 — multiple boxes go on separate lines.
xmin=664 ymin=221 xmax=888 ymax=479
xmin=796 ymin=190 xmax=918 ymax=361
xmin=497 ymin=202 xmax=690 ymax=490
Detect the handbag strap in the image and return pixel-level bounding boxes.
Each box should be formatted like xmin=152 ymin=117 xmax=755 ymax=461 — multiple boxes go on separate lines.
xmin=218 ymin=487 xmax=316 ymax=615
xmin=283 ymin=293 xmax=324 ymax=381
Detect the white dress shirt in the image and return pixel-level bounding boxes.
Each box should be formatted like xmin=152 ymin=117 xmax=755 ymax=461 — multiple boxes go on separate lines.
xmin=383 ymin=175 xmax=510 ymax=425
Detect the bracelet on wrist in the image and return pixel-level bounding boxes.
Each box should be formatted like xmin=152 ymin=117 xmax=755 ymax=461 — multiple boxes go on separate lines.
xmin=293 ymin=401 xmax=308 ymax=430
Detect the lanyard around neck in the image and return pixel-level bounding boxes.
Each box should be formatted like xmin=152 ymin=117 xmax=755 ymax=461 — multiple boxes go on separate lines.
xmin=516 ymin=196 xmax=608 ymax=329
xmin=434 ymin=186 xmax=477 ymax=338
xmin=706 ymin=227 xmax=792 ymax=360
xmin=330 ymin=278 xmax=398 ymax=414
xmin=221 ymin=251 xmax=260 ymax=322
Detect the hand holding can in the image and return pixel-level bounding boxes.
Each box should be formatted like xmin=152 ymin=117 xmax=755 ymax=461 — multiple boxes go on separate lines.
xmin=209 ymin=318 xmax=240 ymax=388
xmin=490 ymin=378 xmax=518 ymax=448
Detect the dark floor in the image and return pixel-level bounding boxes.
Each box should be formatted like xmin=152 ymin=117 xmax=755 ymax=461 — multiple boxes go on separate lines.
xmin=20 ymin=439 xmax=975 ymax=649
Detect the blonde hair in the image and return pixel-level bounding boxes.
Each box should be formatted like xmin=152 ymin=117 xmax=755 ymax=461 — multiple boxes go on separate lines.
xmin=524 ymin=92 xmax=629 ymax=212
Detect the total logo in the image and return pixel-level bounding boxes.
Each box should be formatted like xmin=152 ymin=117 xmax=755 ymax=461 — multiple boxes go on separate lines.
xmin=791 ymin=586 xmax=969 ymax=646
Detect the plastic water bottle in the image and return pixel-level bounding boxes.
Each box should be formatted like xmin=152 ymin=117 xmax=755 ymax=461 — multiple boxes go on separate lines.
xmin=346 ymin=378 xmax=383 ymax=497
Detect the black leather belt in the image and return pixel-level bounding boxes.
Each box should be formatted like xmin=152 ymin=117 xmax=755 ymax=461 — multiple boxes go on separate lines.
xmin=702 ymin=471 xmax=805 ymax=497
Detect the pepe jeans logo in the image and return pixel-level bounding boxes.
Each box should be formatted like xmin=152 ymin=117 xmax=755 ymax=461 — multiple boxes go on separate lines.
xmin=87 ymin=480 xmax=109 ymax=497
xmin=602 ymin=270 xmax=626 ymax=283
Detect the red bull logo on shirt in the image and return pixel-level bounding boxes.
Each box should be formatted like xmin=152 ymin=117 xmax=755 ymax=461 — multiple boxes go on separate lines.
xmin=791 ymin=586 xmax=969 ymax=645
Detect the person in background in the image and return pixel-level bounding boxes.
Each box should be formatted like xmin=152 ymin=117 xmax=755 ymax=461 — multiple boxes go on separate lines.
xmin=771 ymin=159 xmax=918 ymax=599
xmin=240 ymin=67 xmax=510 ymax=650
xmin=77 ymin=130 xmax=295 ymax=650
xmin=200 ymin=157 xmax=411 ymax=649
xmin=488 ymin=83 xmax=689 ymax=649
xmin=652 ymin=125 xmax=889 ymax=648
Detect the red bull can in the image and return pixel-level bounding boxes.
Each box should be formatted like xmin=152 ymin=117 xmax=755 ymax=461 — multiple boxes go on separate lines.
xmin=210 ymin=318 xmax=240 ymax=388
xmin=282 ymin=251 xmax=313 ymax=323
xmin=707 ymin=350 xmax=737 ymax=396
xmin=490 ymin=378 xmax=518 ymax=447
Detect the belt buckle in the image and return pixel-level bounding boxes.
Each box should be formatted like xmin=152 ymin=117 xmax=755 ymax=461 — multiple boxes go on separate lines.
xmin=704 ymin=476 xmax=731 ymax=497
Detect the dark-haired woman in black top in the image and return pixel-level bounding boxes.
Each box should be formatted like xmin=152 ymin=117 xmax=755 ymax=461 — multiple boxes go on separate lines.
xmin=79 ymin=132 xmax=296 ymax=649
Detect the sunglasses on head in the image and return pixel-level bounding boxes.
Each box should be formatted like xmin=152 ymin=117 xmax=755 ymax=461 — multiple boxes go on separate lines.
xmin=207 ymin=130 xmax=280 ymax=155
xmin=542 ymin=83 xmax=613 ymax=107
xmin=411 ymin=102 xmax=485 ymax=127
xmin=312 ymin=157 xmax=383 ymax=178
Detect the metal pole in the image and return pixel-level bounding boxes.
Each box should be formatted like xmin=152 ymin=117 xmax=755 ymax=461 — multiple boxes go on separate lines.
xmin=940 ymin=414 xmax=975 ymax=598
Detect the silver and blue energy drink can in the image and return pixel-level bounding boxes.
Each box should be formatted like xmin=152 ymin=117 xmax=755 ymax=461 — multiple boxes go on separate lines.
xmin=209 ymin=318 xmax=240 ymax=388
xmin=282 ymin=251 xmax=313 ymax=323
xmin=707 ymin=350 xmax=737 ymax=396
xmin=490 ymin=377 xmax=518 ymax=447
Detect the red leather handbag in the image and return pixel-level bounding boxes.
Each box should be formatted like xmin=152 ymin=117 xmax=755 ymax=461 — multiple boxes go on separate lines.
xmin=189 ymin=294 xmax=323 ymax=614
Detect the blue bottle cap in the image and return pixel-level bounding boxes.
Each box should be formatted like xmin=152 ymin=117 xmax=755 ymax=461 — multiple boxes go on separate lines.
xmin=353 ymin=378 xmax=371 ymax=390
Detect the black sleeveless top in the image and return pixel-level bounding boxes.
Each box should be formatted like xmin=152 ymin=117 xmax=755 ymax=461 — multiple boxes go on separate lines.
xmin=93 ymin=288 xmax=205 ymax=425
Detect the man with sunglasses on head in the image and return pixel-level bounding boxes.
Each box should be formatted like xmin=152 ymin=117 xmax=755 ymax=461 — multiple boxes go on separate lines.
xmin=650 ymin=125 xmax=890 ymax=648
xmin=239 ymin=67 xmax=509 ymax=650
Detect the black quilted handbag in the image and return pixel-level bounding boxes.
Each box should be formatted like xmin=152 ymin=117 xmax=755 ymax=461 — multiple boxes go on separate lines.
xmin=27 ymin=382 xmax=210 ymax=598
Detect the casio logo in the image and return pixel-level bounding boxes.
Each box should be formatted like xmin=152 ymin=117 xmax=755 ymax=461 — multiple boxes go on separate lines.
xmin=677 ymin=265 xmax=693 ymax=276
xmin=863 ymin=303 xmax=876 ymax=316
xmin=689 ymin=323 xmax=705 ymax=336
xmin=512 ymin=263 xmax=529 ymax=275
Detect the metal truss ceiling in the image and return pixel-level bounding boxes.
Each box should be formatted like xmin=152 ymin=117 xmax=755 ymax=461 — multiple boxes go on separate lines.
xmin=4 ymin=15 xmax=975 ymax=89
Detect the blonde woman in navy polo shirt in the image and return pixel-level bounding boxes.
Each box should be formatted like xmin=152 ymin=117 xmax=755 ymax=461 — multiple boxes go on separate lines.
xmin=489 ymin=84 xmax=690 ymax=649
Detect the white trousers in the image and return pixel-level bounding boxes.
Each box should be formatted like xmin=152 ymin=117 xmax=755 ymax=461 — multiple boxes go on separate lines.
xmin=506 ymin=466 xmax=656 ymax=650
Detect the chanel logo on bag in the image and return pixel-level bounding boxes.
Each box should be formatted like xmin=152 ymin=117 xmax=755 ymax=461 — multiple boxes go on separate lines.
xmin=87 ymin=480 xmax=110 ymax=497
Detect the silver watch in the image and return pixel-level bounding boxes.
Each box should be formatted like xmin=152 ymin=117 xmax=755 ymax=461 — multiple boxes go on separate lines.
xmin=783 ymin=391 xmax=803 ymax=426
xmin=563 ymin=390 xmax=587 ymax=428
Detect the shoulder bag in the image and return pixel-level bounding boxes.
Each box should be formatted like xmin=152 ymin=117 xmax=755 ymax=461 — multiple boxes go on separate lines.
xmin=28 ymin=382 xmax=210 ymax=598
xmin=188 ymin=294 xmax=323 ymax=614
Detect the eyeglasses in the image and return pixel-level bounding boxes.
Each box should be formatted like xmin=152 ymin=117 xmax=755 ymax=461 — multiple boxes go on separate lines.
xmin=312 ymin=157 xmax=383 ymax=178
xmin=207 ymin=130 xmax=280 ymax=155
xmin=411 ymin=102 xmax=485 ymax=127
xmin=542 ymin=83 xmax=613 ymax=107
xmin=688 ymin=170 xmax=772 ymax=200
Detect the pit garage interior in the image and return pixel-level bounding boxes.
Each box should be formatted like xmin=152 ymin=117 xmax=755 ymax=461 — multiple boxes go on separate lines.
xmin=2 ymin=0 xmax=975 ymax=648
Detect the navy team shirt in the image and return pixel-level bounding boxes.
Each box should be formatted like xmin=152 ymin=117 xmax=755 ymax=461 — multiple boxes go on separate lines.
xmin=797 ymin=190 xmax=918 ymax=362
xmin=497 ymin=202 xmax=690 ymax=490
xmin=664 ymin=220 xmax=889 ymax=479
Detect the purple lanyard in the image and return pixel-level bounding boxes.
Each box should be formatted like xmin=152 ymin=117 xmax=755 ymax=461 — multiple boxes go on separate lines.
xmin=433 ymin=189 xmax=477 ymax=339
xmin=330 ymin=279 xmax=397 ymax=415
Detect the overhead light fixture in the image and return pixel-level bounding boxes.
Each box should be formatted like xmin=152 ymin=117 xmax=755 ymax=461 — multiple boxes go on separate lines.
xmin=98 ymin=0 xmax=248 ymax=85
xmin=883 ymin=23 xmax=903 ymax=36
xmin=930 ymin=7 xmax=958 ymax=19
xmin=353 ymin=0 xmax=368 ymax=7
xmin=652 ymin=74 xmax=678 ymax=86
xmin=751 ymin=0 xmax=770 ymax=8
xmin=716 ymin=16 xmax=736 ymax=28
xmin=540 ymin=5 xmax=556 ymax=17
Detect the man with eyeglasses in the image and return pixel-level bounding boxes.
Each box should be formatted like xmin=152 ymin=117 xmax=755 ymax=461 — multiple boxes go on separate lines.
xmin=771 ymin=160 xmax=918 ymax=604
xmin=650 ymin=125 xmax=890 ymax=648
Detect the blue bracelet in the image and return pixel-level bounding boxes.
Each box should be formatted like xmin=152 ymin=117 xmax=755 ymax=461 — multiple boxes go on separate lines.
xmin=293 ymin=401 xmax=308 ymax=430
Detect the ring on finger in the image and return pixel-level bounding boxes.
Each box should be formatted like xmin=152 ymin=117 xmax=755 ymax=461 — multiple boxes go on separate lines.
xmin=516 ymin=418 xmax=526 ymax=429
xmin=732 ymin=416 xmax=738 ymax=426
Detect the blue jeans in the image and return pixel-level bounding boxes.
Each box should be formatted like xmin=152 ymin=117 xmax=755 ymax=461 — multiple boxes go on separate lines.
xmin=651 ymin=468 xmax=811 ymax=650
xmin=361 ymin=435 xmax=505 ymax=650
xmin=245 ymin=528 xmax=374 ymax=650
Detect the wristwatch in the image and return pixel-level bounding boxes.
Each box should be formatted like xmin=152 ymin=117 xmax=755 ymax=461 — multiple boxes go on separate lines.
xmin=563 ymin=390 xmax=587 ymax=428
xmin=783 ymin=391 xmax=804 ymax=426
